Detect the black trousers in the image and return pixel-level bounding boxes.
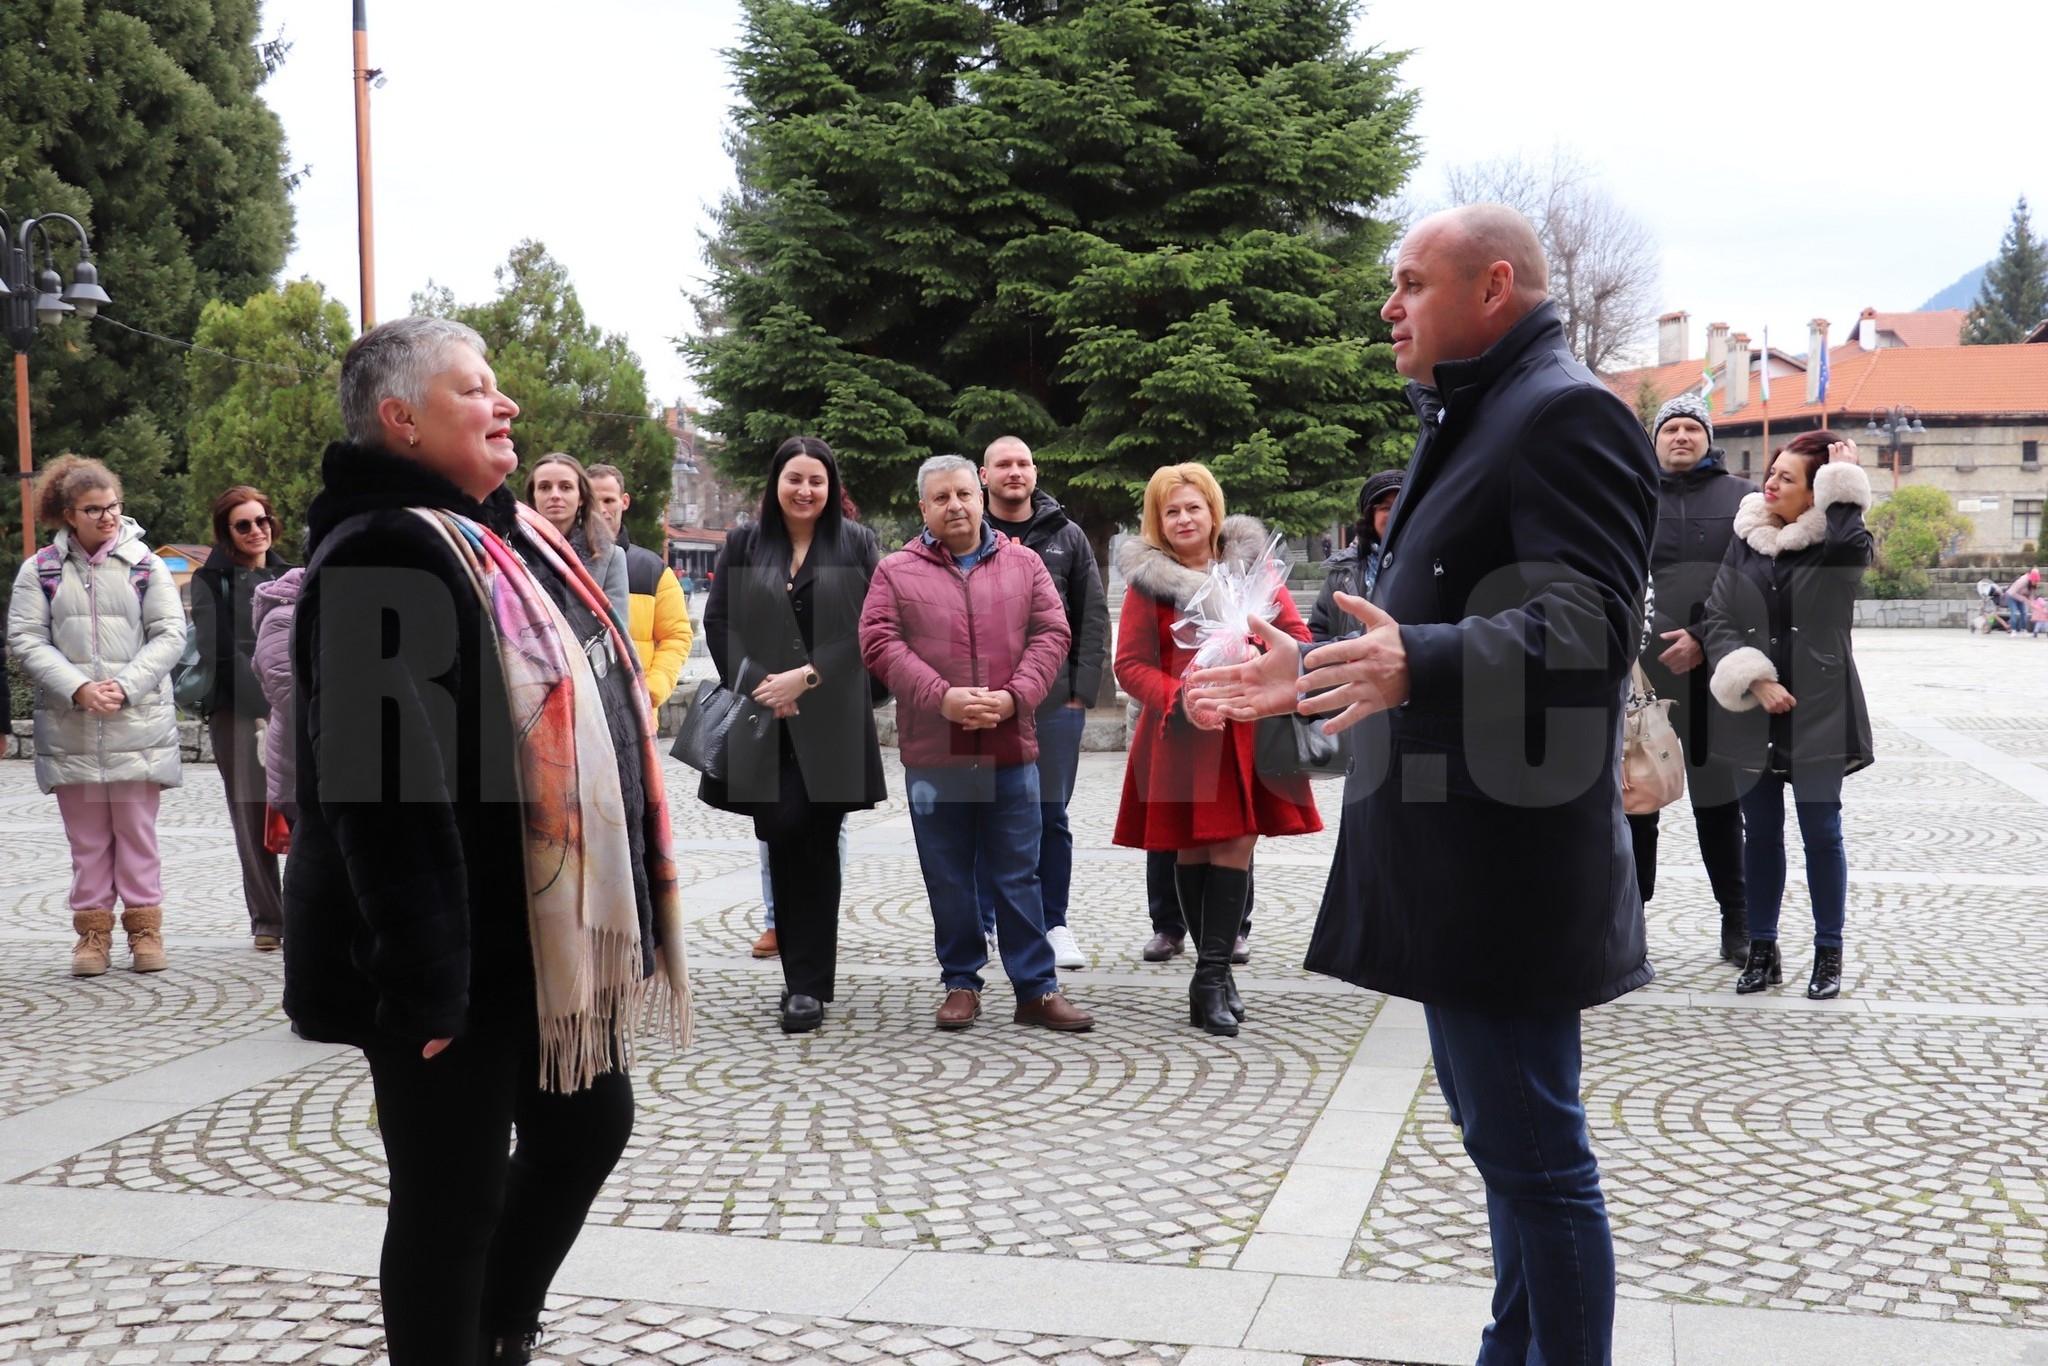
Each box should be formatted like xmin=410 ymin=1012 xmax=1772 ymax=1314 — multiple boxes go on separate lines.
xmin=1146 ymin=847 xmax=1254 ymax=936
xmin=363 ymin=1023 xmax=633 ymax=1362
xmin=1628 ymin=654 xmax=1747 ymax=911
xmin=763 ymin=805 xmax=846 ymax=1001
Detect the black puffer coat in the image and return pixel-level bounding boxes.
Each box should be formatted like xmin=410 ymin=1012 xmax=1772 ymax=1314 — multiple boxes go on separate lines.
xmin=1701 ymin=461 xmax=1876 ymax=778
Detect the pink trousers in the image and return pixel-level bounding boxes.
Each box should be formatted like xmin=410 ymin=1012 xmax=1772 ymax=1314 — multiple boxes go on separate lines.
xmin=54 ymin=782 xmax=165 ymax=911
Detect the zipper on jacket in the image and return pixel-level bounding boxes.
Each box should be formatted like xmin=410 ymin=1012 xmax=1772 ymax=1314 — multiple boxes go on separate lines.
xmin=959 ymin=553 xmax=986 ymax=760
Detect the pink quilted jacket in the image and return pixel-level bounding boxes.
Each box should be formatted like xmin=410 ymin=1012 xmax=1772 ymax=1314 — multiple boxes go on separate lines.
xmin=859 ymin=532 xmax=1071 ymax=769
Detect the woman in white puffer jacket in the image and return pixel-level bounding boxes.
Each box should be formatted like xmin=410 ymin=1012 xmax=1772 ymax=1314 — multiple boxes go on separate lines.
xmin=6 ymin=455 xmax=186 ymax=976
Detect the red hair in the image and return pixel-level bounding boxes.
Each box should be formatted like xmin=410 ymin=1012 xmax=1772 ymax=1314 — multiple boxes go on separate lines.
xmin=1772 ymin=428 xmax=1841 ymax=488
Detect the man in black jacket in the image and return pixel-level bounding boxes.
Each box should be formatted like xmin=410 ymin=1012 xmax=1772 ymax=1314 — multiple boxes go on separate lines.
xmin=1195 ymin=204 xmax=1655 ymax=1366
xmin=1631 ymin=393 xmax=1756 ymax=964
xmin=976 ymin=436 xmax=1109 ymax=969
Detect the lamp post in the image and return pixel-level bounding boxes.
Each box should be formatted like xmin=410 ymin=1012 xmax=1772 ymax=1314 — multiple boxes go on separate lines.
xmin=1864 ymin=404 xmax=1925 ymax=493
xmin=3 ymin=211 xmax=112 ymax=557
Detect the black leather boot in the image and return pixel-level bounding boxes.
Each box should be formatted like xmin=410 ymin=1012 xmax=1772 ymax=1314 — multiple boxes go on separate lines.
xmin=1719 ymin=906 xmax=1750 ymax=965
xmin=1735 ymin=939 xmax=1781 ymax=994
xmin=1807 ymin=946 xmax=1842 ymax=1000
xmin=483 ymin=1331 xmax=538 ymax=1364
xmin=1189 ymin=866 xmax=1248 ymax=1036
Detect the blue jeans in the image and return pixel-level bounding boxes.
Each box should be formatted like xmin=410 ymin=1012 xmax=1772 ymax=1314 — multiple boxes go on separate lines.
xmin=975 ymin=703 xmax=1086 ymax=935
xmin=1424 ymin=1006 xmax=1614 ymax=1366
xmin=906 ymin=763 xmax=1058 ymax=1002
xmin=1737 ymin=770 xmax=1846 ymax=949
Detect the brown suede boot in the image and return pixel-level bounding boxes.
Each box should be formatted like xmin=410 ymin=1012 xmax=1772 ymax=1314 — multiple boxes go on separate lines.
xmin=121 ymin=906 xmax=167 ymax=972
xmin=71 ymin=909 xmax=114 ymax=977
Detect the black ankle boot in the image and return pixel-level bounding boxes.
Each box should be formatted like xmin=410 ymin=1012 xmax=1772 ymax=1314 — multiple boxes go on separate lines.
xmin=1719 ymin=905 xmax=1750 ymax=965
xmin=483 ymin=1331 xmax=538 ymax=1364
xmin=1807 ymin=946 xmax=1842 ymax=1000
xmin=1735 ymin=939 xmax=1781 ymax=994
xmin=1223 ymin=968 xmax=1246 ymax=1023
xmin=1188 ymin=866 xmax=1248 ymax=1037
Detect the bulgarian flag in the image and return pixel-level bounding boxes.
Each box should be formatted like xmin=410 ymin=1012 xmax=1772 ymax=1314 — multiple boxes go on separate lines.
xmin=1759 ymin=327 xmax=1771 ymax=402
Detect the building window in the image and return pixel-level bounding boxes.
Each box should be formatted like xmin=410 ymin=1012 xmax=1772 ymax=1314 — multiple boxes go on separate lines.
xmin=2026 ymin=440 xmax=2040 ymax=466
xmin=1739 ymin=449 xmax=1751 ymax=475
xmin=2017 ymin=499 xmax=2044 ymax=545
xmin=1879 ymin=445 xmax=1916 ymax=473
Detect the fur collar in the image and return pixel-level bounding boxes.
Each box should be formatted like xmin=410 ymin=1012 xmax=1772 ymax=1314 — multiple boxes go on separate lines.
xmin=1730 ymin=461 xmax=1872 ymax=558
xmin=1732 ymin=493 xmax=1826 ymax=557
xmin=1117 ymin=514 xmax=1271 ymax=611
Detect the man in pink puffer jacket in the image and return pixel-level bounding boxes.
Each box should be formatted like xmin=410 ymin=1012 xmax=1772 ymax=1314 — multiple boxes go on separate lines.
xmin=861 ymin=455 xmax=1094 ymax=1033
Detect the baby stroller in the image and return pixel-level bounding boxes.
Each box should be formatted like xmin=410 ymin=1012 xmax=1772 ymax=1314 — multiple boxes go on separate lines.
xmin=1974 ymin=580 xmax=2016 ymax=633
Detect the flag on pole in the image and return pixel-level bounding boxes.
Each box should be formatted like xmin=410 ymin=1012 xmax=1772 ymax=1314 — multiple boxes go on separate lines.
xmin=1701 ymin=358 xmax=1715 ymax=411
xmin=1815 ymin=339 xmax=1830 ymax=406
xmin=1759 ymin=327 xmax=1771 ymax=402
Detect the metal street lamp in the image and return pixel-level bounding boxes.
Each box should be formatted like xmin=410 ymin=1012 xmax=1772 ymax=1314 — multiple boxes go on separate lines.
xmin=3 ymin=211 xmax=111 ymax=556
xmin=1864 ymin=404 xmax=1926 ymax=491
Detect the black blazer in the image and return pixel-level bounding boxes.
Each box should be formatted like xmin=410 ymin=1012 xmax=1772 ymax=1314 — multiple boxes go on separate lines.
xmin=1304 ymin=302 xmax=1660 ymax=1014
xmin=190 ymin=544 xmax=293 ymax=718
xmin=699 ymin=520 xmax=889 ymax=814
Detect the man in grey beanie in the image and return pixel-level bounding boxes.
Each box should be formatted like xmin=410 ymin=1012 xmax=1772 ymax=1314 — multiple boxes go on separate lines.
xmin=1632 ymin=390 xmax=1757 ymax=962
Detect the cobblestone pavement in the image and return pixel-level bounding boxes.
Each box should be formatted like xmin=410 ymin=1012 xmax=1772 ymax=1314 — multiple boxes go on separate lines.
xmin=2 ymin=1252 xmax=1406 ymax=1366
xmin=4 ymin=628 xmax=2048 ymax=1360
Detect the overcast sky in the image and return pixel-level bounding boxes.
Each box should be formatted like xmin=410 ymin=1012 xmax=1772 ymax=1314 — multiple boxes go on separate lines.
xmin=263 ymin=0 xmax=2037 ymax=404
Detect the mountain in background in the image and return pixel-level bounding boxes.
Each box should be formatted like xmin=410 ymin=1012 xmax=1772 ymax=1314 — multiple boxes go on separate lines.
xmin=1920 ymin=263 xmax=1988 ymax=312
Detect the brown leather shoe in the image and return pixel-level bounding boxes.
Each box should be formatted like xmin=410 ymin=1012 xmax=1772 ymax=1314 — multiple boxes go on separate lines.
xmin=936 ymin=988 xmax=982 ymax=1030
xmin=751 ymin=928 xmax=779 ymax=959
xmin=1014 ymin=991 xmax=1094 ymax=1032
xmin=1141 ymin=932 xmax=1185 ymax=962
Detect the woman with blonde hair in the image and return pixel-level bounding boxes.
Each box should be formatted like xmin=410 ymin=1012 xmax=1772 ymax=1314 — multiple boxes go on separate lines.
xmin=1113 ymin=463 xmax=1320 ymax=1036
xmin=7 ymin=455 xmax=186 ymax=975
xmin=523 ymin=453 xmax=629 ymax=626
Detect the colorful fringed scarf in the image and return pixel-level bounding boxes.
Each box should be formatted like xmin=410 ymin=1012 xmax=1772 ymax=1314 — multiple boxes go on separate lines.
xmin=412 ymin=503 xmax=691 ymax=1092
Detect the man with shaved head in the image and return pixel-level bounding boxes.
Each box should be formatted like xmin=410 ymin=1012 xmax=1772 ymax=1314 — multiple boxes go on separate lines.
xmin=1192 ymin=204 xmax=1657 ymax=1364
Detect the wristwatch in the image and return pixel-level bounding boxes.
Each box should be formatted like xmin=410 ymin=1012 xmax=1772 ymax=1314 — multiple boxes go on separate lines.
xmin=803 ymin=667 xmax=821 ymax=690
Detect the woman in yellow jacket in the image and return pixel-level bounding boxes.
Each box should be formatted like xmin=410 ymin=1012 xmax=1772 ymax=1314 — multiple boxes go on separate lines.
xmin=589 ymin=464 xmax=692 ymax=708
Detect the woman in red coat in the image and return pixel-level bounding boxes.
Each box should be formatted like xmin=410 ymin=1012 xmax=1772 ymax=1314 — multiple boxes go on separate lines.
xmin=1114 ymin=464 xmax=1321 ymax=1036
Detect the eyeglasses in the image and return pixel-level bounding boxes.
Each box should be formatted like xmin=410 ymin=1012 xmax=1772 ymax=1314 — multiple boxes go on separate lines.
xmin=75 ymin=502 xmax=122 ymax=522
xmin=231 ymin=516 xmax=274 ymax=535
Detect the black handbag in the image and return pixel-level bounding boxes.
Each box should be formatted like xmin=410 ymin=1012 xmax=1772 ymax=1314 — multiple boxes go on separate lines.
xmin=1255 ymin=712 xmax=1350 ymax=780
xmin=669 ymin=662 xmax=771 ymax=781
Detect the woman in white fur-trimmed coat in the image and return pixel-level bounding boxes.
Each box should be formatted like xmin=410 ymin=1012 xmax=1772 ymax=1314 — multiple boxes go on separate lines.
xmin=1701 ymin=430 xmax=1874 ymax=1001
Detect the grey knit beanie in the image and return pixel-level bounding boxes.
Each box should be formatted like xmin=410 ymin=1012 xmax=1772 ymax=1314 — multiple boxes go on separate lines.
xmin=1653 ymin=392 xmax=1713 ymax=444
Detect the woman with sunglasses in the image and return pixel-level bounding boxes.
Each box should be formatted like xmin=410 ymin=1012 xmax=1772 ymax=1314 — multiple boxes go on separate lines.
xmin=7 ymin=456 xmax=187 ymax=976
xmin=190 ymin=486 xmax=296 ymax=949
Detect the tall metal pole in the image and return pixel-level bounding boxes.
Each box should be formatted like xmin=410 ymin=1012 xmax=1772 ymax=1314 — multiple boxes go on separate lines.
xmin=352 ymin=0 xmax=377 ymax=329
xmin=13 ymin=351 xmax=30 ymax=558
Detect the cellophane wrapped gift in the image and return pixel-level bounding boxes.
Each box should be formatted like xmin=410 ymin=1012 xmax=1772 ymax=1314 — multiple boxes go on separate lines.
xmin=1170 ymin=532 xmax=1289 ymax=676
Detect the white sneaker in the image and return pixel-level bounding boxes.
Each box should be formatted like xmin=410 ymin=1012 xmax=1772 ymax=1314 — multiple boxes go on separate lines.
xmin=1047 ymin=924 xmax=1087 ymax=970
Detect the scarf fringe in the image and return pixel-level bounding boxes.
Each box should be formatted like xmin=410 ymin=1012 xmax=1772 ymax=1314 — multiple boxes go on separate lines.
xmin=537 ymin=928 xmax=646 ymax=1093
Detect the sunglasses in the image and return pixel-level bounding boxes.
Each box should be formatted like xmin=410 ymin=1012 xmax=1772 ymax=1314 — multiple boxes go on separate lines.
xmin=232 ymin=516 xmax=274 ymax=535
xmin=76 ymin=502 xmax=123 ymax=522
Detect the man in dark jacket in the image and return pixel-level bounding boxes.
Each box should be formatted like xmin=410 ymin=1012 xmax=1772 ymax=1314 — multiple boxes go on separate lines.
xmin=1194 ymin=204 xmax=1656 ymax=1366
xmin=976 ymin=436 xmax=1109 ymax=969
xmin=1630 ymin=393 xmax=1757 ymax=963
xmin=1309 ymin=468 xmax=1406 ymax=643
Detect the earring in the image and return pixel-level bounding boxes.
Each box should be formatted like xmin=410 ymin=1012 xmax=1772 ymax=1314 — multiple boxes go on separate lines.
xmin=408 ymin=432 xmax=418 ymax=448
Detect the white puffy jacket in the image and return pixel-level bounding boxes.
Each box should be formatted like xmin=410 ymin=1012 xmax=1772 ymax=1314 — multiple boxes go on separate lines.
xmin=6 ymin=518 xmax=186 ymax=793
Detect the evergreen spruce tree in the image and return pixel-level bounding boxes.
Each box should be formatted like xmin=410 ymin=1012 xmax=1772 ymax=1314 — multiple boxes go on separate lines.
xmin=0 ymin=0 xmax=296 ymax=557
xmin=1963 ymin=197 xmax=2048 ymax=345
xmin=420 ymin=242 xmax=676 ymax=546
xmin=689 ymin=0 xmax=1419 ymax=557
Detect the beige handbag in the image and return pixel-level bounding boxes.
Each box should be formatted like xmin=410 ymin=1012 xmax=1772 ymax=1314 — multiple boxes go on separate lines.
xmin=1620 ymin=661 xmax=1686 ymax=815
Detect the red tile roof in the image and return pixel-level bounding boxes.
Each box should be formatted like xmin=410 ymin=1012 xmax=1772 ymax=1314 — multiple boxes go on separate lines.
xmin=1866 ymin=309 xmax=1966 ymax=348
xmin=1602 ymin=357 xmax=1712 ymax=410
xmin=1710 ymin=344 xmax=2048 ymax=429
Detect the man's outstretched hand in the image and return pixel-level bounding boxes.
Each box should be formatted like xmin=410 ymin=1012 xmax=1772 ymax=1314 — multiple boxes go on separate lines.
xmin=1186 ymin=593 xmax=1410 ymax=735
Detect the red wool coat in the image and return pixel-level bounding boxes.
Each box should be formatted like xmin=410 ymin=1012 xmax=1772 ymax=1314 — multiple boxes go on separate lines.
xmin=1111 ymin=526 xmax=1322 ymax=851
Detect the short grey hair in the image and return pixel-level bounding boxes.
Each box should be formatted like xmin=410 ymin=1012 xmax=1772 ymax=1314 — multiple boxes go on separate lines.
xmin=916 ymin=454 xmax=978 ymax=500
xmin=339 ymin=316 xmax=490 ymax=445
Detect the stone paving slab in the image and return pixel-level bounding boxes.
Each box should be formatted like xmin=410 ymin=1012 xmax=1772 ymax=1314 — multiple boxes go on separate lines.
xmin=0 ymin=1251 xmax=1352 ymax=1366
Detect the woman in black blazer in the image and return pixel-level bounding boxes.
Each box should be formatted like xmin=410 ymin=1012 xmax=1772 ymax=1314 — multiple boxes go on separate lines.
xmin=700 ymin=437 xmax=888 ymax=1033
xmin=1703 ymin=430 xmax=1874 ymax=1001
